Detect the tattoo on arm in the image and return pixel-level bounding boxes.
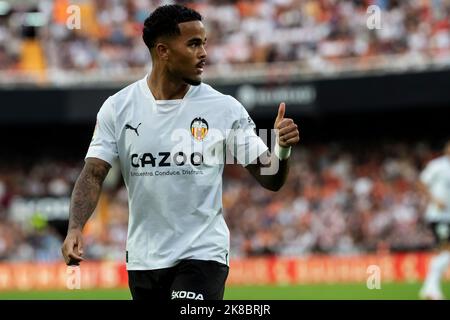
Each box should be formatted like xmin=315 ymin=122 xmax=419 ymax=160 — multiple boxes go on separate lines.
xmin=68 ymin=159 xmax=110 ymax=231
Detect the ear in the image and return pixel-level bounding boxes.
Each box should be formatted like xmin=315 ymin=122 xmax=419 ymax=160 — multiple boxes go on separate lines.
xmin=155 ymin=42 xmax=169 ymax=61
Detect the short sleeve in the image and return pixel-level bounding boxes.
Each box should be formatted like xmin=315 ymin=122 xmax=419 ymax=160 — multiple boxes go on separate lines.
xmin=420 ymin=161 xmax=438 ymax=186
xmin=226 ymin=100 xmax=269 ymax=167
xmin=85 ymin=97 xmax=118 ymax=166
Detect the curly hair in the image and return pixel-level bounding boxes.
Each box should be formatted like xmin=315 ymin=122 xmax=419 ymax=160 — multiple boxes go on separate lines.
xmin=142 ymin=4 xmax=202 ymax=51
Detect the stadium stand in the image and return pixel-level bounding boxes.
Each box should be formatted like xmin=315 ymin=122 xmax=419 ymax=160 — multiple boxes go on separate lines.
xmin=0 ymin=0 xmax=449 ymax=84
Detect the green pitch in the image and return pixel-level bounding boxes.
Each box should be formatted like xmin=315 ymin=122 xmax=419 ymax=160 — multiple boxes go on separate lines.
xmin=0 ymin=282 xmax=449 ymax=300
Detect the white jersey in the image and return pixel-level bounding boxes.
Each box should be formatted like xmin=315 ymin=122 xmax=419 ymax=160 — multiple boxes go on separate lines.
xmin=420 ymin=155 xmax=450 ymax=222
xmin=86 ymin=76 xmax=268 ymax=270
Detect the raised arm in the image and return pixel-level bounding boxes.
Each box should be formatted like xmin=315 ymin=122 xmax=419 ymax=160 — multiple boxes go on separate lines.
xmin=61 ymin=157 xmax=111 ymax=265
xmin=245 ymin=102 xmax=299 ymax=191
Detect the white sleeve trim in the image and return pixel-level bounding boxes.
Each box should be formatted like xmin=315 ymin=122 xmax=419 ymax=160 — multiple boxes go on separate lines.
xmin=85 ymin=147 xmax=116 ymax=167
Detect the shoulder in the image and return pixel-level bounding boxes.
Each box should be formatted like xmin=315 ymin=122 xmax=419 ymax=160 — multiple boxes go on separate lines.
xmin=190 ymin=83 xmax=247 ymax=120
xmin=97 ymin=78 xmax=145 ymax=119
xmin=108 ymin=79 xmax=143 ymax=106
xmin=195 ymin=83 xmax=244 ymax=111
xmin=431 ymin=156 xmax=446 ymax=166
xmin=425 ymin=156 xmax=447 ymax=171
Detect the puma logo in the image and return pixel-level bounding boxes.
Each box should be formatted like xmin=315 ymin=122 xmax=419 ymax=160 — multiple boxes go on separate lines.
xmin=125 ymin=123 xmax=141 ymax=136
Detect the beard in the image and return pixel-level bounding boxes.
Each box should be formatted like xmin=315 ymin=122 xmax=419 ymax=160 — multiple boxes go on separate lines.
xmin=182 ymin=77 xmax=201 ymax=86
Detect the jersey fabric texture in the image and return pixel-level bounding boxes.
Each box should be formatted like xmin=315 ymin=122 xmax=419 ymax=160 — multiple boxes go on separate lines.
xmin=86 ymin=76 xmax=268 ymax=270
xmin=420 ymin=156 xmax=450 ymax=223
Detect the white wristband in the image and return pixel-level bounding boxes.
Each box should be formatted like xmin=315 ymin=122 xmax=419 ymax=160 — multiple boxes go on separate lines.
xmin=274 ymin=143 xmax=291 ymax=160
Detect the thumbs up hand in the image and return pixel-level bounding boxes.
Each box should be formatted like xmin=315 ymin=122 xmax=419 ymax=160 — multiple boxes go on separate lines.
xmin=274 ymin=102 xmax=300 ymax=148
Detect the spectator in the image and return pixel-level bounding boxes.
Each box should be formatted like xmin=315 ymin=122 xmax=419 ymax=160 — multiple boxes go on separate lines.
xmin=0 ymin=0 xmax=448 ymax=83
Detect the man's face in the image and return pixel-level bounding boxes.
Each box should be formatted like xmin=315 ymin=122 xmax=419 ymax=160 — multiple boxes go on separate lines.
xmin=165 ymin=20 xmax=207 ymax=86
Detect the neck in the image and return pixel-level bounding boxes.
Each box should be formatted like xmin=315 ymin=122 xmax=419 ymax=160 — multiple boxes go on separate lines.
xmin=148 ymin=66 xmax=190 ymax=100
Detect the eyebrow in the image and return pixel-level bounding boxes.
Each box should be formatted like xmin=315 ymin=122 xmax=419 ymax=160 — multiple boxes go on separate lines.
xmin=187 ymin=37 xmax=207 ymax=43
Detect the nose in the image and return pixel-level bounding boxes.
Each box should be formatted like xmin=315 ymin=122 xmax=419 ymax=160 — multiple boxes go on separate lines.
xmin=199 ymin=45 xmax=207 ymax=59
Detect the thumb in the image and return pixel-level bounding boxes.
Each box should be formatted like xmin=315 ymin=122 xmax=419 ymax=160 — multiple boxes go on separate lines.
xmin=276 ymin=102 xmax=285 ymax=122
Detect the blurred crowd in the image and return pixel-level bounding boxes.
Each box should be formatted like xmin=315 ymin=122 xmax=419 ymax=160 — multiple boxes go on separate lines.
xmin=0 ymin=141 xmax=442 ymax=262
xmin=0 ymin=0 xmax=449 ymax=77
xmin=225 ymin=141 xmax=437 ymax=258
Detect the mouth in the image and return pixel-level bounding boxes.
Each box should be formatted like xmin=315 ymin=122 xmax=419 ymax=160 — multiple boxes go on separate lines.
xmin=196 ymin=61 xmax=206 ymax=73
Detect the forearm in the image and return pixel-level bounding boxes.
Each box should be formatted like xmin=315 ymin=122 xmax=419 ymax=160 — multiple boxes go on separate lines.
xmin=250 ymin=152 xmax=290 ymax=192
xmin=263 ymin=158 xmax=289 ymax=191
xmin=68 ymin=176 xmax=101 ymax=231
xmin=68 ymin=160 xmax=109 ymax=231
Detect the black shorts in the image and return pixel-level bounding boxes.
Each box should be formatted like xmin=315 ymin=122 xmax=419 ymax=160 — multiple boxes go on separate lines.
xmin=128 ymin=259 xmax=229 ymax=301
xmin=429 ymin=222 xmax=450 ymax=244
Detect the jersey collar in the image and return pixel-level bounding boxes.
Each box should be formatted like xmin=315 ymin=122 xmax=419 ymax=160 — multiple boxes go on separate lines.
xmin=139 ymin=74 xmax=198 ymax=102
